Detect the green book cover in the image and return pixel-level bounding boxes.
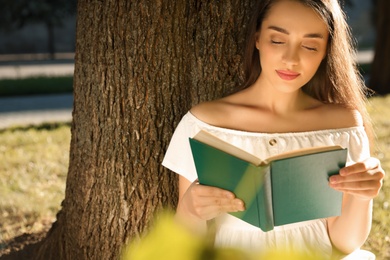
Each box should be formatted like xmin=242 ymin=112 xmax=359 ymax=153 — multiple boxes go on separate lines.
xmin=189 ymin=130 xmax=346 ymax=232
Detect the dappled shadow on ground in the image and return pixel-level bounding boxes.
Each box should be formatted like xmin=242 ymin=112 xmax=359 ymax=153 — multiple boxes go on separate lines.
xmin=0 ymin=229 xmax=48 ymax=260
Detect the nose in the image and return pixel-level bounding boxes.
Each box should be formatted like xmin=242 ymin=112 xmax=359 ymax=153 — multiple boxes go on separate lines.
xmin=282 ymin=46 xmax=299 ymax=66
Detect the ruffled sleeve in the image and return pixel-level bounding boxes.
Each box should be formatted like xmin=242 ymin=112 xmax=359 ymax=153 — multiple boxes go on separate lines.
xmin=343 ymin=127 xmax=370 ymax=166
xmin=162 ymin=112 xmax=199 ymax=182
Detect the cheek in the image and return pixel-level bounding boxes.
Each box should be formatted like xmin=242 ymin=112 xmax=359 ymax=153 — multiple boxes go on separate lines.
xmin=298 ymin=50 xmax=324 ymax=68
xmin=258 ymin=44 xmax=277 ymax=65
xmin=259 ymin=40 xmax=274 ymax=54
xmin=304 ymin=56 xmax=324 ymax=74
xmin=259 ymin=52 xmax=273 ymax=72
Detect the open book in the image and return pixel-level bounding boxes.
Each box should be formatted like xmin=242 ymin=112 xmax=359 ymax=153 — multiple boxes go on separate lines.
xmin=189 ymin=130 xmax=346 ymax=232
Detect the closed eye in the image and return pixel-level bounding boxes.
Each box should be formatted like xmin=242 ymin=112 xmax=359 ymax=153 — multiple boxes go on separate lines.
xmin=271 ymin=40 xmax=284 ymax=45
xmin=303 ymin=46 xmax=318 ymax=51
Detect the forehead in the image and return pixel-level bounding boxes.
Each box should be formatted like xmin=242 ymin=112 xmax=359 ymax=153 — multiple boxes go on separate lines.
xmin=262 ymin=0 xmax=329 ymax=36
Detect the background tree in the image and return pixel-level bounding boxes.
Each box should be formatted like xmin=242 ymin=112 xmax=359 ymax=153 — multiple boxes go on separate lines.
xmin=26 ymin=1 xmax=255 ymax=259
xmin=0 ymin=0 xmax=76 ymax=59
xmin=369 ymin=0 xmax=390 ymax=95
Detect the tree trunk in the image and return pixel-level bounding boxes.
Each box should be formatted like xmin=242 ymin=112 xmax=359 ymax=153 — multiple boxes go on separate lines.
xmin=369 ymin=0 xmax=390 ymax=95
xmin=32 ymin=1 xmax=253 ymax=259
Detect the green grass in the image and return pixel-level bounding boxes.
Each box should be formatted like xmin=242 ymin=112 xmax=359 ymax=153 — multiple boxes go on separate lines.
xmin=0 ymin=76 xmax=73 ymax=97
xmin=0 ymin=123 xmax=71 ymax=246
xmin=363 ymin=95 xmax=390 ymax=258
xmin=0 ymin=96 xmax=389 ymax=258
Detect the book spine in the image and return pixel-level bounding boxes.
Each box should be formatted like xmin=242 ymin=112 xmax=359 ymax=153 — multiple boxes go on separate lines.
xmin=256 ymin=166 xmax=274 ymax=232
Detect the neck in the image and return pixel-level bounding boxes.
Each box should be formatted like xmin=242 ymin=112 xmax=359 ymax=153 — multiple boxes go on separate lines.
xmin=244 ymin=76 xmax=309 ymax=115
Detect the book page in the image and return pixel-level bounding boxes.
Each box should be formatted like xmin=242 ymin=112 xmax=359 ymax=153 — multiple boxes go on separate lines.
xmin=193 ymin=130 xmax=343 ymax=166
xmin=264 ymin=145 xmax=343 ymax=163
xmin=192 ymin=130 xmax=263 ymax=165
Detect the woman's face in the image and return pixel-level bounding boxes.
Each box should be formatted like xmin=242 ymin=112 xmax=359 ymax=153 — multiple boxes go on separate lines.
xmin=256 ymin=0 xmax=329 ymax=93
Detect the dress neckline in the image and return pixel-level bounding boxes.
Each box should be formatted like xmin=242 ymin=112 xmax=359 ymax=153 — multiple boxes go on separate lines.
xmin=186 ymin=111 xmax=364 ymax=137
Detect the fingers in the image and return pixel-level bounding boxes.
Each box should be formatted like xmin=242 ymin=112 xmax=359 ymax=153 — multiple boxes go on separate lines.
xmin=186 ymin=182 xmax=245 ymax=220
xmin=329 ymin=157 xmax=385 ymax=200
xmin=191 ymin=196 xmax=245 ymax=220
xmin=330 ymin=170 xmax=383 ymax=184
xmin=339 ymin=157 xmax=381 ymax=176
xmin=190 ymin=182 xmax=234 ymax=199
xmin=329 ymin=179 xmax=382 ymax=197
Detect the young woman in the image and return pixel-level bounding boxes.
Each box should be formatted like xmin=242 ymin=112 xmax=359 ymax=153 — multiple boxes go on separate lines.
xmin=163 ymin=0 xmax=385 ymax=258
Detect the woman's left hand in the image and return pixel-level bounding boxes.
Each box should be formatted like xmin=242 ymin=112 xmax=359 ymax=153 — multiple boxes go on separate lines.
xmin=329 ymin=157 xmax=385 ymax=200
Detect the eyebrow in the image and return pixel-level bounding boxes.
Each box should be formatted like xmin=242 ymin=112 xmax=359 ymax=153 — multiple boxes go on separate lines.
xmin=267 ymin=25 xmax=325 ymax=39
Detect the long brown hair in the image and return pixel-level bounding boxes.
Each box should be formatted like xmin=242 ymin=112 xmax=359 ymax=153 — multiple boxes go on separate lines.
xmin=242 ymin=0 xmax=373 ymax=141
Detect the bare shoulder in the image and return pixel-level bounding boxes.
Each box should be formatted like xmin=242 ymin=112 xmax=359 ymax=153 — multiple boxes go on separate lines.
xmin=319 ymin=104 xmax=363 ymax=128
xmin=190 ymin=99 xmax=232 ymax=126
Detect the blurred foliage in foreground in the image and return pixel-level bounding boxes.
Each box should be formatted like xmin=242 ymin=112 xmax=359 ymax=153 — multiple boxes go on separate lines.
xmin=122 ymin=212 xmax=329 ymax=260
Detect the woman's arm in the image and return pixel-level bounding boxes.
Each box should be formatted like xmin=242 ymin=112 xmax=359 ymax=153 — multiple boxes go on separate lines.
xmin=175 ymin=175 xmax=245 ymax=234
xmin=328 ymin=157 xmax=385 ymax=254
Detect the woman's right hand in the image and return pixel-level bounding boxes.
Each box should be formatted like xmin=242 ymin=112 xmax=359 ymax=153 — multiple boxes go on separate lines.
xmin=176 ymin=177 xmax=245 ymax=222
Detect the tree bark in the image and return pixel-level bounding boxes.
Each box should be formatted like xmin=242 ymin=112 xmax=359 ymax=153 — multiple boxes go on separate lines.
xmin=369 ymin=0 xmax=390 ymax=95
xmin=32 ymin=1 xmax=253 ymax=259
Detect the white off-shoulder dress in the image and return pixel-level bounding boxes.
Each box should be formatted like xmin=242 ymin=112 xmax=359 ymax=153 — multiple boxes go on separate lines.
xmin=162 ymin=112 xmax=371 ymax=258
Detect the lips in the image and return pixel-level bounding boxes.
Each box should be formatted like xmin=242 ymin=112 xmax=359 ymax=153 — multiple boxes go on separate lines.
xmin=276 ymin=70 xmax=300 ymax=81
